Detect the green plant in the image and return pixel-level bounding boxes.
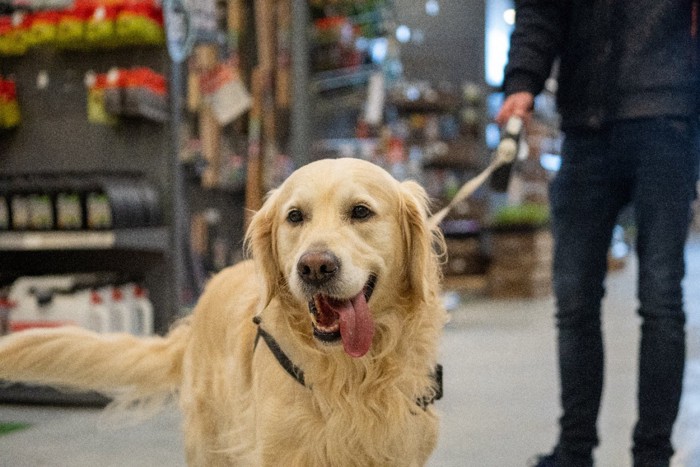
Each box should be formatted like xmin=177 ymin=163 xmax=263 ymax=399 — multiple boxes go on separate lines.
xmin=491 ymin=203 xmax=550 ymax=228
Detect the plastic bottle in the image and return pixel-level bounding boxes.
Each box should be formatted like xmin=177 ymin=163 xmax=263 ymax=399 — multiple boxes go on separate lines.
xmin=131 ymin=284 xmax=154 ymax=335
xmin=109 ymin=286 xmax=134 ymax=333
xmin=55 ymin=176 xmax=84 ymax=230
xmin=84 ymin=180 xmax=112 ymax=230
xmin=9 ymin=177 xmax=31 ymax=230
xmin=88 ymin=289 xmax=110 ymax=333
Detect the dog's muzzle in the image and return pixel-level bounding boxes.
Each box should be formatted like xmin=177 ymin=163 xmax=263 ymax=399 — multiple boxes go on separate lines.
xmin=296 ymin=250 xmax=377 ymax=358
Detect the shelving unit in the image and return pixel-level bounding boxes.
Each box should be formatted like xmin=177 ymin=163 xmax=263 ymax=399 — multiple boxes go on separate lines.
xmin=0 ymin=0 xmax=393 ymax=406
xmin=0 ymin=228 xmax=169 ymax=252
xmin=0 ymin=2 xmax=181 ymax=404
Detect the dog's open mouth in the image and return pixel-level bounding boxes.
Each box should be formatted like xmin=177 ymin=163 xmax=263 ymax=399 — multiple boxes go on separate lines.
xmin=308 ymin=275 xmax=377 ymax=358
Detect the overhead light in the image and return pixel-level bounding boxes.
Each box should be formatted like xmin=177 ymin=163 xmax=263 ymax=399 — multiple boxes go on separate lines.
xmin=425 ymin=0 xmax=439 ymax=16
xmin=396 ymin=25 xmax=411 ymax=43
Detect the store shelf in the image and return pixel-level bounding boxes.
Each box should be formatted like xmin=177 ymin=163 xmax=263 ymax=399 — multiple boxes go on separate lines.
xmin=0 ymin=228 xmax=169 ymax=253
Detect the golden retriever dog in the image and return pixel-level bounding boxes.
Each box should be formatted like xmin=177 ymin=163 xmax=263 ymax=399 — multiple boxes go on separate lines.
xmin=0 ymin=158 xmax=448 ymax=466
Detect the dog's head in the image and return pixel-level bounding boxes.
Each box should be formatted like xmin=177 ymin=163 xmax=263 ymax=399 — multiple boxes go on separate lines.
xmin=246 ymin=158 xmax=442 ymax=358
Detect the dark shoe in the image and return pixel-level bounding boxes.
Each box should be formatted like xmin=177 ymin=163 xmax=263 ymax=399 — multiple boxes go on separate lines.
xmin=528 ymin=453 xmax=558 ymax=467
xmin=529 ymin=450 xmax=594 ymax=467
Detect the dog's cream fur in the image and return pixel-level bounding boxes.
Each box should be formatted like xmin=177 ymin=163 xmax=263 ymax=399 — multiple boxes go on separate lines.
xmin=0 ymin=158 xmax=448 ymax=466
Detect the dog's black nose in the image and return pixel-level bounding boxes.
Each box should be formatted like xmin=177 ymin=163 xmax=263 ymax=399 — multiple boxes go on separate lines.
xmin=297 ymin=251 xmax=340 ymax=286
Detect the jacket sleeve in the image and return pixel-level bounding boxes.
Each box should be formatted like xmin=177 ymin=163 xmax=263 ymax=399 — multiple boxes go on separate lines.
xmin=502 ymin=0 xmax=566 ymax=97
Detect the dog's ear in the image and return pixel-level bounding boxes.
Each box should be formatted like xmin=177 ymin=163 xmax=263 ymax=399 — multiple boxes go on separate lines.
xmin=399 ymin=180 xmax=444 ymax=302
xmin=245 ymin=189 xmax=281 ymax=308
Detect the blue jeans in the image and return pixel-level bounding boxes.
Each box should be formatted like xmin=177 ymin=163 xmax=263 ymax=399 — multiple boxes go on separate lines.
xmin=548 ymin=117 xmax=699 ymax=467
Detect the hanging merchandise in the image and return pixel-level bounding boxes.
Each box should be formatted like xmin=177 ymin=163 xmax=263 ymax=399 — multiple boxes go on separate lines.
xmin=121 ymin=67 xmax=168 ymax=121
xmin=99 ymin=67 xmax=168 ymax=122
xmin=26 ymin=11 xmax=60 ymax=47
xmin=55 ymin=4 xmax=88 ymax=47
xmin=86 ymin=71 xmax=119 ymax=125
xmin=115 ymin=0 xmax=165 ymax=46
xmin=0 ymin=13 xmax=29 ymax=56
xmin=85 ymin=4 xmax=117 ymax=46
xmin=0 ymin=76 xmax=21 ymax=129
xmin=0 ymin=0 xmax=165 ymax=55
xmin=200 ymin=59 xmax=251 ymax=125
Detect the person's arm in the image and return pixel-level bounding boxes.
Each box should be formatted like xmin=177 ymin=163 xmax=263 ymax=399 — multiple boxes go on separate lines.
xmin=495 ymin=0 xmax=565 ymax=125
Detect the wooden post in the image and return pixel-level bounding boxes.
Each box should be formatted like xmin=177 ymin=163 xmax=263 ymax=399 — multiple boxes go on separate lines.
xmin=193 ymin=45 xmax=222 ymax=189
xmin=244 ymin=67 xmax=264 ymax=227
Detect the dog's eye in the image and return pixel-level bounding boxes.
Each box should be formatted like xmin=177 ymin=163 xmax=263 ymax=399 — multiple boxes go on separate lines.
xmin=351 ymin=205 xmax=372 ymax=220
xmin=287 ymin=209 xmax=304 ymax=224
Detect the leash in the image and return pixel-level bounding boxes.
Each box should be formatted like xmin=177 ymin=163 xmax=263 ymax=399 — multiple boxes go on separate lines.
xmin=427 ymin=116 xmax=523 ymax=229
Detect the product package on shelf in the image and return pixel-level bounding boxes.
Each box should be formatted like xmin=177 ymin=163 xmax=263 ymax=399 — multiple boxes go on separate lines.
xmin=55 ymin=5 xmax=88 ymax=47
xmin=98 ymin=66 xmax=168 ymax=122
xmin=0 ymin=13 xmax=29 ymax=55
xmin=0 ymin=76 xmax=21 ymax=129
xmin=4 ymin=274 xmax=155 ymax=335
xmin=86 ymin=72 xmax=119 ymax=125
xmin=84 ymin=4 xmax=118 ymax=47
xmin=0 ymin=173 xmax=162 ymax=231
xmin=0 ymin=0 xmax=164 ymax=56
xmin=27 ymin=10 xmax=61 ymax=46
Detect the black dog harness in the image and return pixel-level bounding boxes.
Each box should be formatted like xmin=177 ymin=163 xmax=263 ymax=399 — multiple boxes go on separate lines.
xmin=252 ymin=316 xmax=443 ymax=409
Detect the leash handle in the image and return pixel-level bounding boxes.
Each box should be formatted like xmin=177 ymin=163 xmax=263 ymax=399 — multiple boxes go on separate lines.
xmin=427 ymin=116 xmax=524 ymax=229
xmin=495 ymin=116 xmax=523 ymax=165
xmin=490 ymin=116 xmax=523 ymax=192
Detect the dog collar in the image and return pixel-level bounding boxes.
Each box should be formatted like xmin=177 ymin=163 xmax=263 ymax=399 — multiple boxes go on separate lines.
xmin=252 ymin=316 xmax=442 ymax=409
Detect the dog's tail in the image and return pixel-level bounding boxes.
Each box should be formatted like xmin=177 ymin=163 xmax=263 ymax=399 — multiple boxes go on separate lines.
xmin=0 ymin=321 xmax=190 ymax=408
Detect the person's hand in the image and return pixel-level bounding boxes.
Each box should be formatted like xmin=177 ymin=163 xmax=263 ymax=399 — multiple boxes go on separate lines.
xmin=495 ymin=91 xmax=535 ymax=126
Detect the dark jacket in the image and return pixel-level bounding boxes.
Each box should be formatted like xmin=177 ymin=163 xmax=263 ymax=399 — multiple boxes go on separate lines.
xmin=503 ymin=0 xmax=699 ymax=129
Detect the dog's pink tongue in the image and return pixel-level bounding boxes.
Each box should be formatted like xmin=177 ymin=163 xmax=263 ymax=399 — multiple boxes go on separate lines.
xmin=334 ymin=293 xmax=374 ymax=358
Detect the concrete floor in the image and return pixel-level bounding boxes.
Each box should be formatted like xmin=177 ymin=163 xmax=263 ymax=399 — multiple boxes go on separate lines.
xmin=1 ymin=237 xmax=699 ymax=467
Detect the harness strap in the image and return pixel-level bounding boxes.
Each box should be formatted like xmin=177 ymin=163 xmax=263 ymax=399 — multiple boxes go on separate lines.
xmin=418 ymin=364 xmax=443 ymax=409
xmin=252 ymin=317 xmax=442 ymax=409
xmin=253 ymin=316 xmax=305 ymax=386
